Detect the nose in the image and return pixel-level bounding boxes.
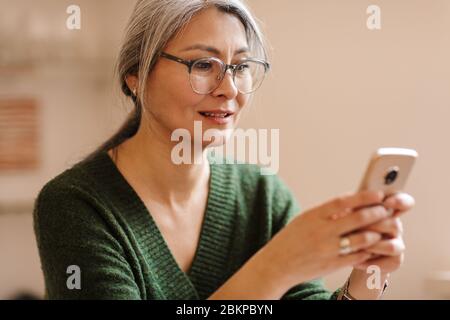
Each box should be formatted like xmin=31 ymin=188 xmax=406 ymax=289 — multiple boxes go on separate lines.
xmin=212 ymin=68 xmax=239 ymax=99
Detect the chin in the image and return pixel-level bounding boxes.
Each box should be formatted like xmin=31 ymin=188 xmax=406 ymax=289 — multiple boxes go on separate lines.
xmin=202 ymin=133 xmax=230 ymax=149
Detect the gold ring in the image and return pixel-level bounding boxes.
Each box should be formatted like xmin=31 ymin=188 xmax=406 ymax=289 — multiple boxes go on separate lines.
xmin=339 ymin=236 xmax=352 ymax=255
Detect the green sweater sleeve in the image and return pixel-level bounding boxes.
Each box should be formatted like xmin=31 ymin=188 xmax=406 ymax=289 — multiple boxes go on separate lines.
xmin=33 ymin=182 xmax=143 ymax=300
xmin=267 ymin=175 xmax=341 ymax=300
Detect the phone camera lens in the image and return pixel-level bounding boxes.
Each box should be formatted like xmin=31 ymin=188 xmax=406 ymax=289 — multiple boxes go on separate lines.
xmin=384 ymin=167 xmax=399 ymax=185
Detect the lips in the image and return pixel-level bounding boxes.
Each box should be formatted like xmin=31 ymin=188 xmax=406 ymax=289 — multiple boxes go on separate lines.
xmin=198 ymin=109 xmax=235 ymax=125
xmin=198 ymin=110 xmax=235 ymax=118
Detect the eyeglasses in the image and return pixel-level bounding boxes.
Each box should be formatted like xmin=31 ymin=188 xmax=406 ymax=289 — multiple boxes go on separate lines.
xmin=160 ymin=52 xmax=270 ymax=95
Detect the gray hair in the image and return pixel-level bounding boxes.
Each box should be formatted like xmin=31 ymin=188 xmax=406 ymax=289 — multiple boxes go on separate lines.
xmin=85 ymin=0 xmax=268 ymax=161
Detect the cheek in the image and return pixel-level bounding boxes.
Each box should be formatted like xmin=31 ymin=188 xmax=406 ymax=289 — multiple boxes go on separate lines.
xmin=146 ymin=70 xmax=201 ymax=120
xmin=237 ymin=93 xmax=250 ymax=109
xmin=233 ymin=94 xmax=250 ymax=120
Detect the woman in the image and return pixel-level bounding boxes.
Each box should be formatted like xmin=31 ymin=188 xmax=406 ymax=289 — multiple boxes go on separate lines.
xmin=33 ymin=0 xmax=415 ymax=300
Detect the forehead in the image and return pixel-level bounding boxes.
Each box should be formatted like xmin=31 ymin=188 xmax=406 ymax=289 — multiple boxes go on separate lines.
xmin=167 ymin=7 xmax=249 ymax=54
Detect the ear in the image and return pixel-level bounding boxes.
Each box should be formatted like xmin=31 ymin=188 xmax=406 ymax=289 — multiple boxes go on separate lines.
xmin=125 ymin=75 xmax=139 ymax=94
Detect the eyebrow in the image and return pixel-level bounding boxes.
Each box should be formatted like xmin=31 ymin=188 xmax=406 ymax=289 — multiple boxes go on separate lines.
xmin=181 ymin=44 xmax=250 ymax=55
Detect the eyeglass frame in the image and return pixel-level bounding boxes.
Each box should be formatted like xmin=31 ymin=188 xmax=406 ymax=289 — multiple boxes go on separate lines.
xmin=159 ymin=51 xmax=270 ymax=95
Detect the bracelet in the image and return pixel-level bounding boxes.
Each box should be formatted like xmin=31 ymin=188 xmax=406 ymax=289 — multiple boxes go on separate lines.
xmin=338 ymin=277 xmax=389 ymax=300
xmin=338 ymin=278 xmax=355 ymax=300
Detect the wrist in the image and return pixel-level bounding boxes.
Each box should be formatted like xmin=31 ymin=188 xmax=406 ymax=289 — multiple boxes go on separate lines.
xmin=252 ymin=243 xmax=295 ymax=296
xmin=208 ymin=244 xmax=291 ymax=299
xmin=341 ymin=269 xmax=389 ymax=300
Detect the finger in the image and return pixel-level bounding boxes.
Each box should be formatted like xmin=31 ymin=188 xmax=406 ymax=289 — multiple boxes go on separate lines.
xmin=337 ymin=231 xmax=382 ymax=255
xmin=364 ymin=218 xmax=403 ymax=238
xmin=383 ymin=193 xmax=415 ymax=216
xmin=354 ymin=254 xmax=404 ymax=271
xmin=323 ymin=190 xmax=385 ymax=219
xmin=334 ymin=251 xmax=373 ymax=269
xmin=364 ymin=238 xmax=405 ymax=256
xmin=336 ymin=205 xmax=391 ymax=235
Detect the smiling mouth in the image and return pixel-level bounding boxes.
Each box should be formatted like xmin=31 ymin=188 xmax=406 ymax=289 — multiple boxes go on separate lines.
xmin=198 ymin=111 xmax=234 ymax=118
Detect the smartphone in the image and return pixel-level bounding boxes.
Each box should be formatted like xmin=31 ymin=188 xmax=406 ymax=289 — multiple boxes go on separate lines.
xmin=358 ymin=147 xmax=418 ymax=196
xmin=356 ymin=148 xmax=418 ymax=248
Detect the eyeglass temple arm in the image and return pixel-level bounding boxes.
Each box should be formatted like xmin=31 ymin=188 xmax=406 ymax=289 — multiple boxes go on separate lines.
xmin=160 ymin=52 xmax=193 ymax=69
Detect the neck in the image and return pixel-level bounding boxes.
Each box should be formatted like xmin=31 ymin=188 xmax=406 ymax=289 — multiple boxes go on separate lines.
xmin=114 ymin=119 xmax=210 ymax=206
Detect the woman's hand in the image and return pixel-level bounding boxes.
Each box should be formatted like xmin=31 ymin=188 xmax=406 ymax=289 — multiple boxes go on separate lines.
xmin=345 ymin=192 xmax=415 ymax=299
xmin=353 ymin=192 xmax=415 ymax=273
xmin=262 ymin=190 xmax=390 ymax=291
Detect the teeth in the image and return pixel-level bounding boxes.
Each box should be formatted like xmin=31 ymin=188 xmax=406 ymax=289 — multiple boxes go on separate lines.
xmin=202 ymin=112 xmax=228 ymax=118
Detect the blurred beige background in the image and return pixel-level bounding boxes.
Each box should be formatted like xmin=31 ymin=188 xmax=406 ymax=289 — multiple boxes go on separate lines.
xmin=0 ymin=0 xmax=449 ymax=299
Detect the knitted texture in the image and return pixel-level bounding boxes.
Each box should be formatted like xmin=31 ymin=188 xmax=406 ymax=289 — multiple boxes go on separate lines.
xmin=33 ymin=151 xmax=339 ymax=300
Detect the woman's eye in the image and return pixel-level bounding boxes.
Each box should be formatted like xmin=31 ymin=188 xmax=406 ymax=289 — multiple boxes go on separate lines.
xmin=236 ymin=64 xmax=250 ymax=72
xmin=194 ymin=62 xmax=212 ymax=71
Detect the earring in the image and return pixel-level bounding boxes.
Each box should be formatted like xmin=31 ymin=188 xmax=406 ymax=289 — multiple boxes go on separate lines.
xmin=132 ymin=88 xmax=137 ymax=97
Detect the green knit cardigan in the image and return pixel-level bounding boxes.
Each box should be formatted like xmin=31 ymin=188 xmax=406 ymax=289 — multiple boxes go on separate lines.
xmin=33 ymin=151 xmax=339 ymax=300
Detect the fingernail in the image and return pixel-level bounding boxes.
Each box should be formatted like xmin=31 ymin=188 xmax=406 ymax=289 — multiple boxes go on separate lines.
xmin=368 ymin=232 xmax=382 ymax=242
